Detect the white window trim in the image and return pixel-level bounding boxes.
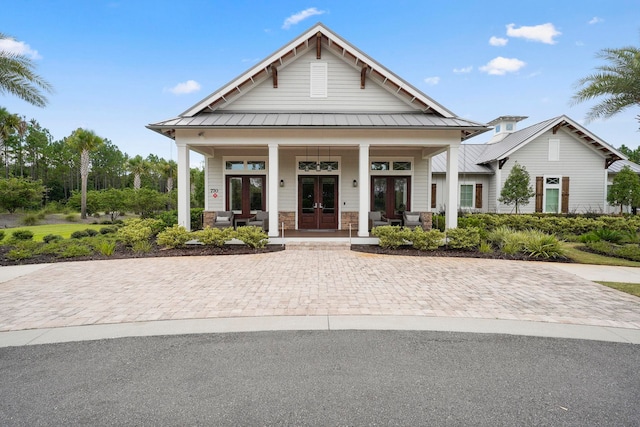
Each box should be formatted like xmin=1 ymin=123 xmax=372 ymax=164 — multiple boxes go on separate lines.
xmin=543 ymin=175 xmax=561 ymax=213
xmin=222 ymin=157 xmax=269 ymax=175
xmin=459 ymin=181 xmax=476 ymax=209
xmin=369 ymin=157 xmax=414 ymax=175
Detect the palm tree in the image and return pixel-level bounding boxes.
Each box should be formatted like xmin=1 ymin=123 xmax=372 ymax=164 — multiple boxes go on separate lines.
xmin=0 ymin=107 xmax=20 ymax=178
xmin=571 ymin=44 xmax=640 ymax=125
xmin=66 ymin=128 xmax=104 ymax=219
xmin=0 ymin=32 xmax=53 ymax=107
xmin=158 ymin=158 xmax=177 ymax=192
xmin=126 ymin=155 xmax=148 ymax=190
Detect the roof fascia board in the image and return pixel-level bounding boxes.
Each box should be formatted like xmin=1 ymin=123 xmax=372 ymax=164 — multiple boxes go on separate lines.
xmin=181 ymin=22 xmax=456 ymax=118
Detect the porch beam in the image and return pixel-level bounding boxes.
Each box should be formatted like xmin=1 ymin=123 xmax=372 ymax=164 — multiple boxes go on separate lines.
xmin=268 ymin=144 xmax=279 ymax=238
xmin=445 ymin=144 xmax=459 ymax=229
xmin=176 ymin=142 xmax=191 ymax=231
xmin=358 ymin=143 xmax=370 ymax=237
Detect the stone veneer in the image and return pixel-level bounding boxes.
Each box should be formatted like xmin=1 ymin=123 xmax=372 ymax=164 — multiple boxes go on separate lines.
xmin=340 ymin=212 xmax=359 ymax=230
xmin=202 ymin=211 xmax=217 ymax=228
xmin=420 ymin=212 xmax=433 ymax=230
xmin=278 ymin=211 xmax=295 ymax=230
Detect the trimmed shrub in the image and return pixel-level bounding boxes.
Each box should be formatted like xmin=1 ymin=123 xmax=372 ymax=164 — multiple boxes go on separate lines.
xmin=0 ymin=230 xmax=5 ymax=243
xmin=156 ymin=225 xmax=193 ymax=249
xmin=446 ymin=227 xmax=480 ymax=250
xmin=71 ymin=230 xmax=89 ymax=239
xmin=58 ymin=243 xmax=93 ymax=258
xmin=11 ymin=230 xmax=34 ymax=241
xmin=42 ymin=234 xmax=63 ymax=243
xmin=194 ymin=227 xmax=235 ymax=247
xmin=613 ymin=245 xmax=640 ymax=262
xmin=100 ymin=226 xmax=118 ymax=235
xmin=235 ymin=226 xmax=268 ymax=249
xmin=410 ymin=227 xmax=444 ymax=251
xmin=117 ymin=218 xmax=164 ymax=246
xmin=372 ymin=225 xmax=411 ymax=249
xmin=85 ymin=228 xmax=99 ymax=237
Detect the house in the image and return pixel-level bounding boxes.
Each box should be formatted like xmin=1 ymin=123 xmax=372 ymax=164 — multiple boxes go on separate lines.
xmin=147 ymin=23 xmax=489 ymax=238
xmin=431 ymin=115 xmax=627 ymax=214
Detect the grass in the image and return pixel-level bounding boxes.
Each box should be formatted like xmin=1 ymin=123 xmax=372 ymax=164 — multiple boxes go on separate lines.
xmin=595 ymin=281 xmax=640 ymax=298
xmin=2 ymin=224 xmax=104 ymax=242
xmin=562 ymin=242 xmax=640 ymax=267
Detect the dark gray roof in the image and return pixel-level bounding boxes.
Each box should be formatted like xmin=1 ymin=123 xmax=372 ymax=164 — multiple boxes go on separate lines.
xmin=432 ymin=144 xmax=493 ymax=174
xmin=149 ymin=112 xmax=487 ymax=134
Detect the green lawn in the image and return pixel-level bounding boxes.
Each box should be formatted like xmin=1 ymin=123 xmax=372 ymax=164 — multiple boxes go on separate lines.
xmin=562 ymin=242 xmax=640 ymax=267
xmin=595 ymin=281 xmax=640 ymax=298
xmin=2 ymin=223 xmax=105 ymax=242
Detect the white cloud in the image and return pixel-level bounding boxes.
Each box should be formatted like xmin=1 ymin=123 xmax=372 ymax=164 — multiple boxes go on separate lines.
xmin=479 ymin=57 xmax=526 ymax=75
xmin=423 ymin=76 xmax=440 ymax=85
xmin=0 ymin=37 xmax=41 ymax=59
xmin=282 ymin=7 xmax=326 ymax=29
xmin=453 ymin=66 xmax=473 ymax=74
xmin=168 ymin=80 xmax=201 ymax=95
xmin=588 ymin=17 xmax=603 ymax=24
xmin=575 ymin=41 xmax=585 ymax=47
xmin=506 ymin=23 xmax=561 ymax=44
xmin=489 ymin=36 xmax=508 ymax=46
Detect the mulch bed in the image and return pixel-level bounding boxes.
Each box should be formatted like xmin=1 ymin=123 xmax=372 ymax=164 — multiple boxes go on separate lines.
xmin=0 ymin=243 xmax=285 ymax=267
xmin=351 ymin=244 xmax=573 ymax=263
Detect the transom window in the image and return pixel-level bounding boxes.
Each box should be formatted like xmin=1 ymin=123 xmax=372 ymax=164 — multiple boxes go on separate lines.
xmin=371 ymin=161 xmax=412 ymax=172
xmin=225 ymin=160 xmax=266 ymax=171
xmin=298 ymin=161 xmax=339 ymax=172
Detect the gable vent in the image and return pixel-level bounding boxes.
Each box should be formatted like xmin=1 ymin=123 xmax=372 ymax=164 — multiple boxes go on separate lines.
xmin=310 ymin=62 xmax=328 ymax=98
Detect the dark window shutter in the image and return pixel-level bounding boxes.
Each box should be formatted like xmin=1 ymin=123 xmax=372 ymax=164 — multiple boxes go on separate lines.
xmin=561 ymin=177 xmax=570 ymax=213
xmin=431 ymin=183 xmax=436 ymax=209
xmin=535 ymin=176 xmax=543 ymax=212
xmin=475 ymin=183 xmax=482 ymax=209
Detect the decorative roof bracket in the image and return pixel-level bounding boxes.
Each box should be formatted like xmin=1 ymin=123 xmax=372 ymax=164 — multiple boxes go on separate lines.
xmin=271 ymin=64 xmax=278 ymax=88
xmin=498 ymin=157 xmax=509 ymax=169
xmin=316 ymin=32 xmax=322 ymax=59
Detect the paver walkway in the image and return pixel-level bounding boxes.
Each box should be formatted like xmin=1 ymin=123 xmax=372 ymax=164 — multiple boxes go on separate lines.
xmin=1 ymin=250 xmax=639 ymax=333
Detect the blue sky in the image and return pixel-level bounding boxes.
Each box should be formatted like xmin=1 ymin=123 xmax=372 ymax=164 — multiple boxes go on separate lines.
xmin=1 ymin=0 xmax=639 ymax=166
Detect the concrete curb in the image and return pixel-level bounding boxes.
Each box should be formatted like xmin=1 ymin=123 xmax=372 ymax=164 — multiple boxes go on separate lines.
xmin=1 ymin=315 xmax=639 ymax=348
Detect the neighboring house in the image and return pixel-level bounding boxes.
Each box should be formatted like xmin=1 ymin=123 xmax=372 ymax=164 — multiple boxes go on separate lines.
xmin=607 ymin=159 xmax=640 ymax=213
xmin=431 ymin=115 xmax=628 ymax=214
xmin=147 ymin=23 xmax=488 ymax=237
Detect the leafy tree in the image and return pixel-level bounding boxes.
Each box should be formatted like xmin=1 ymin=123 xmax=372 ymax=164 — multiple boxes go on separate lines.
xmin=571 ymin=43 xmax=640 ymax=128
xmin=618 ymin=144 xmax=640 ymax=164
xmin=499 ymin=162 xmax=535 ymax=214
xmin=191 ymin=167 xmax=205 ymax=208
xmin=0 ymin=177 xmax=44 ymax=212
xmin=126 ymin=188 xmax=167 ymax=217
xmin=66 ymin=128 xmax=104 ymax=218
xmin=0 ymin=32 xmax=53 ymax=107
xmin=607 ymin=165 xmax=640 ymax=214
xmin=95 ymin=188 xmax=128 ymax=221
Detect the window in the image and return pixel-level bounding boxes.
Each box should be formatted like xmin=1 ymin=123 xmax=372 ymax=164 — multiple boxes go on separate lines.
xmin=548 ymin=139 xmax=559 ymax=161
xmin=506 ymin=123 xmax=513 ymax=131
xmin=371 ymin=176 xmax=411 ymax=219
xmin=225 ymin=161 xmax=244 ymax=170
xmin=371 ymin=161 xmax=411 ymax=171
xmin=310 ymin=63 xmax=328 ymax=98
xmin=226 ymin=175 xmax=266 ymax=216
xmin=544 ymin=176 xmax=561 ymax=213
xmin=393 ymin=161 xmax=412 ymax=171
xmin=495 ymin=124 xmax=501 ymax=133
xmin=225 ymin=160 xmax=266 ymax=171
xmin=371 ymin=161 xmax=390 ymax=171
xmin=247 ymin=161 xmax=265 ymax=170
xmin=460 ymin=184 xmax=473 ymax=208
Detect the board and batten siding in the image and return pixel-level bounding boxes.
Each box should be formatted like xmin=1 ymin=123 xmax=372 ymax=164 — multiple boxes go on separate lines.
xmin=497 ymin=128 xmax=606 ymax=214
xmin=222 ymin=49 xmax=415 ymax=112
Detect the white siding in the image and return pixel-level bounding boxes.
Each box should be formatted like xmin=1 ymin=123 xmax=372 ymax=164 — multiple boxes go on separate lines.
xmin=498 ymin=128 xmax=606 ymax=213
xmin=205 ymin=156 xmax=225 ymax=211
xmin=223 ymin=49 xmax=416 ymax=112
xmin=432 ymin=174 xmax=490 ymax=213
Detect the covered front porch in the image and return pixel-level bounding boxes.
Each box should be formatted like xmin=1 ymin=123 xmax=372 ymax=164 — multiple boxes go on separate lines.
xmin=172 ymin=132 xmax=464 ymax=240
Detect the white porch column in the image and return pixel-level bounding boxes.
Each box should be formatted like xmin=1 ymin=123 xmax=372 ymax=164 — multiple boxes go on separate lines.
xmin=268 ymin=144 xmax=279 ymax=237
xmin=445 ymin=144 xmax=459 ymax=229
xmin=495 ymin=163 xmax=502 ymax=214
xmin=358 ymin=143 xmax=370 ymax=237
xmin=426 ymin=156 xmax=433 ymax=212
xmin=176 ymin=142 xmax=191 ymax=230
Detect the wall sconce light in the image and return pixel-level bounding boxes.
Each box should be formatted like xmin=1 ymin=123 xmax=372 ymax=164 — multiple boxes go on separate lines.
xmin=280 ymin=179 xmax=284 ymax=187
xmin=353 ymin=179 xmax=358 ymax=187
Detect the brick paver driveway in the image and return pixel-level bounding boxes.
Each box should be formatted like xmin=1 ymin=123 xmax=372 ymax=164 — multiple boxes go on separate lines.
xmin=1 ymin=250 xmax=639 ymax=332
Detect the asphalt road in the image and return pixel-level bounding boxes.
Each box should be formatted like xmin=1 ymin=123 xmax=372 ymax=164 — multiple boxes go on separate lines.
xmin=1 ymin=331 xmax=638 ymax=426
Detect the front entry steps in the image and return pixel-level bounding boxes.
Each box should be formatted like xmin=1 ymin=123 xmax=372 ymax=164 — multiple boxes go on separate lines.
xmin=286 ymin=241 xmax=351 ymax=250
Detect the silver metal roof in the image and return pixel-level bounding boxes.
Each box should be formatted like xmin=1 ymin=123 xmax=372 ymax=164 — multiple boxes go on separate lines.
xmin=431 ymin=144 xmax=493 ymax=174
xmin=608 ymin=159 xmax=640 ymax=174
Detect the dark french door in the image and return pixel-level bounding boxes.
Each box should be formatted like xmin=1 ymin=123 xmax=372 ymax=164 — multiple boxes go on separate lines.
xmin=226 ymin=175 xmax=265 ymax=217
xmin=298 ymin=176 xmax=338 ymax=229
xmin=371 ymin=176 xmax=411 ymax=219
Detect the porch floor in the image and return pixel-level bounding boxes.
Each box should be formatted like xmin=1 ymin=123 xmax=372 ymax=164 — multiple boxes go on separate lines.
xmin=268 ymin=229 xmax=378 ymax=245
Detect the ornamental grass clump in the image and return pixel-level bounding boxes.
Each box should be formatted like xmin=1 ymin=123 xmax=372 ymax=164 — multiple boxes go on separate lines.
xmin=372 ymin=225 xmax=410 ymax=249
xmin=235 ymin=226 xmax=268 ymax=249
xmin=521 ymin=230 xmax=564 ymax=259
xmin=193 ymin=226 xmax=235 ymax=247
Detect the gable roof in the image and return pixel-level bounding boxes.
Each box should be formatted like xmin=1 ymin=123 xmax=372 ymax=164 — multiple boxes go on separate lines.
xmin=608 ymin=159 xmax=640 ymax=174
xmin=148 ymin=23 xmax=488 ymax=141
xmin=432 ymin=144 xmax=493 ymax=174
xmin=474 ymin=115 xmax=625 ymax=166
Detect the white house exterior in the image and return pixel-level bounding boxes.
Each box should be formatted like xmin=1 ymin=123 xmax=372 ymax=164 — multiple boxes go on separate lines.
xmin=147 ymin=23 xmax=488 ymax=237
xmin=431 ymin=115 xmax=627 ymax=214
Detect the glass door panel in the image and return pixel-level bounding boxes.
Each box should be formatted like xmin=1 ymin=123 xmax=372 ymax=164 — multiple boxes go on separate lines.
xmin=394 ymin=178 xmax=408 ymax=215
xmin=373 ymin=178 xmax=387 ymax=212
xmin=229 ymin=177 xmax=243 ymax=211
